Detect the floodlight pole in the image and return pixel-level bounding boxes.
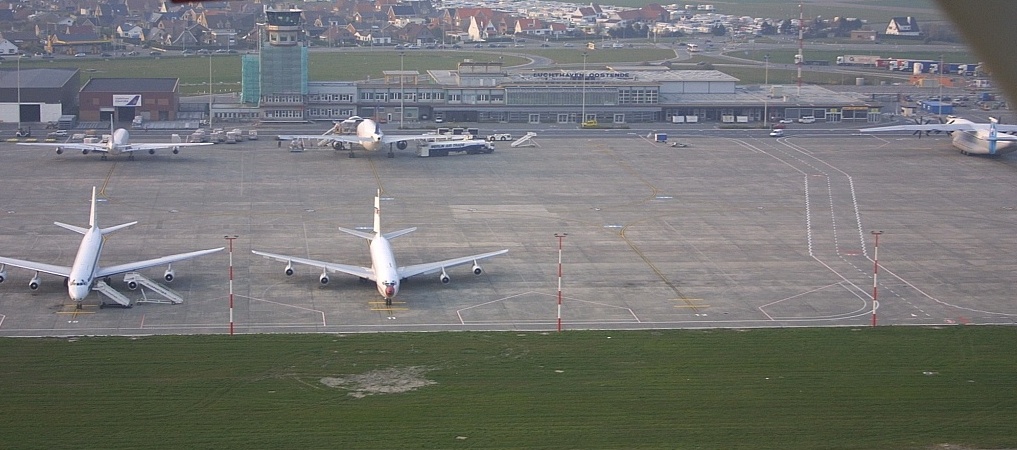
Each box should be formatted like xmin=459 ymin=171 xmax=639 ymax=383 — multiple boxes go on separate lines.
xmin=555 ymin=233 xmax=567 ymax=332
xmin=400 ymin=51 xmax=405 ymax=129
xmin=764 ymin=54 xmax=769 ymax=127
xmin=225 ymin=235 xmax=238 ymax=335
xmin=870 ymin=230 xmax=883 ymax=327
xmin=581 ymin=52 xmax=588 ymax=125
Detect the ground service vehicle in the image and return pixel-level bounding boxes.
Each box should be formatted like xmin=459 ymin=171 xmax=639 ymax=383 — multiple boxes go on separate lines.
xmin=487 ymin=133 xmax=513 ymax=141
xmin=418 ymin=139 xmax=495 ymax=157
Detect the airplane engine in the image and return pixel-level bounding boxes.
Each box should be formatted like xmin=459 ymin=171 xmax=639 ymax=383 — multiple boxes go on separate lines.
xmin=396 ymin=140 xmax=408 ymax=150
xmin=56 ymin=147 xmax=63 ymax=155
xmin=29 ymin=274 xmax=41 ymax=290
xmin=284 ymin=262 xmax=294 ymax=276
xmin=149 ymin=149 xmax=156 ymax=155
xmin=172 ymin=147 xmax=179 ymax=154
xmin=319 ymin=273 xmax=330 ymax=285
xmin=164 ymin=267 xmax=175 ymax=282
xmin=0 ymin=266 xmax=7 ymax=283
xmin=127 ymin=280 xmax=138 ymax=290
xmin=332 ymin=142 xmax=345 ymax=150
xmin=82 ymin=149 xmax=90 ymax=155
xmin=439 ymin=269 xmax=451 ymax=284
xmin=472 ymin=262 xmax=483 ymax=275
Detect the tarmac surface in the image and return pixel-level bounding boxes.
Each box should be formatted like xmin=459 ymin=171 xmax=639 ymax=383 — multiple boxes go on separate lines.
xmin=1 ymin=130 xmax=1016 ymax=336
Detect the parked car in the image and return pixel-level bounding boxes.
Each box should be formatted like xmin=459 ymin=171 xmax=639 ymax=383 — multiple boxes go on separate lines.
xmin=778 ymin=118 xmax=794 ymax=124
xmin=74 ymin=52 xmax=87 ymax=57
xmin=798 ymin=116 xmax=816 ymax=124
xmin=47 ymin=130 xmax=69 ymax=138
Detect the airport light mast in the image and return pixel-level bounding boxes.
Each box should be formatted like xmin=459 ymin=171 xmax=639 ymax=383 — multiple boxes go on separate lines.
xmin=555 ymin=232 xmax=567 ymax=332
xmin=870 ymin=230 xmax=883 ymax=327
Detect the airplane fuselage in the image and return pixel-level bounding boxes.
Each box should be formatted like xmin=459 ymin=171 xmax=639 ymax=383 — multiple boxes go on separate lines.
xmin=355 ymin=119 xmax=385 ymax=152
xmin=68 ymin=228 xmax=103 ymax=301
xmin=369 ymin=235 xmax=400 ymax=299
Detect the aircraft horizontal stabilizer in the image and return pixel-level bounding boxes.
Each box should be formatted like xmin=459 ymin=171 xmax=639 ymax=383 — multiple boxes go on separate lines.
xmin=383 ymin=227 xmax=417 ymax=240
xmin=337 ymin=227 xmax=375 ymax=240
xmin=53 ymin=221 xmax=89 ymax=235
xmin=100 ymin=221 xmax=139 ymax=235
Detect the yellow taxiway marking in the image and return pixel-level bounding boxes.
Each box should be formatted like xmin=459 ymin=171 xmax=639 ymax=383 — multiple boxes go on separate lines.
xmin=371 ymin=307 xmax=409 ymax=312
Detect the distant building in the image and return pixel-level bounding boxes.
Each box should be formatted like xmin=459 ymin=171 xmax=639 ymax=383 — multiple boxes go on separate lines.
xmin=78 ymin=78 xmax=180 ymax=122
xmin=240 ymin=8 xmax=308 ymax=122
xmin=0 ymin=68 xmax=80 ymax=123
xmin=885 ymin=17 xmax=921 ymax=36
xmin=850 ymin=30 xmax=877 ymax=41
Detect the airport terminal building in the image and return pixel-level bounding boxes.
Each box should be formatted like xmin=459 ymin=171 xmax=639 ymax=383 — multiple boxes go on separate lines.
xmin=239 ymin=60 xmax=877 ymax=125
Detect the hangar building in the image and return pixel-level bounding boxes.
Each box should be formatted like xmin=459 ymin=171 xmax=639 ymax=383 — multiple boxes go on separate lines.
xmin=78 ymin=78 xmax=181 ymax=122
xmin=0 ymin=68 xmax=79 ymax=123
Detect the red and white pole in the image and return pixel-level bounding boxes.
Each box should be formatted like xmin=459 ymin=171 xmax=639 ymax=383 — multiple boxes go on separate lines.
xmin=554 ymin=233 xmax=567 ymax=332
xmin=225 ymin=235 xmax=238 ymax=335
xmin=871 ymin=230 xmax=883 ymax=327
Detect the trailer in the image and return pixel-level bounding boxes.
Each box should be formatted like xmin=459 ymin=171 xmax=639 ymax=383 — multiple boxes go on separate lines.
xmin=418 ymin=139 xmax=494 ymax=157
xmin=836 ymin=55 xmax=882 ymax=66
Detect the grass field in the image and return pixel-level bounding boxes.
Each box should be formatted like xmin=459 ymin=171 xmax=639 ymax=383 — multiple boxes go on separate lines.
xmin=1 ymin=327 xmax=1015 ymax=449
xmin=12 ymin=52 xmax=531 ymax=95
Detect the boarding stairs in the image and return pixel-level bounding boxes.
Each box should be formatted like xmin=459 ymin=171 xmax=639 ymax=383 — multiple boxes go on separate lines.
xmin=124 ymin=272 xmax=184 ymax=305
xmin=92 ymin=280 xmax=132 ymax=308
xmin=510 ymin=132 xmax=538 ymax=148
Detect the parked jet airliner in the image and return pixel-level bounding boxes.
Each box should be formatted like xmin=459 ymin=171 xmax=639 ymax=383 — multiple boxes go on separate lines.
xmin=17 ymin=121 xmax=213 ymax=159
xmin=252 ymin=190 xmax=508 ymax=306
xmin=0 ymin=187 xmax=223 ymax=308
xmin=861 ymin=116 xmax=1017 ymax=155
xmin=277 ymin=117 xmax=436 ymax=158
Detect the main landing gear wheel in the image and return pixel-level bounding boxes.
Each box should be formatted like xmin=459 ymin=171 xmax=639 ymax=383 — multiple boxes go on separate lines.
xmin=385 ymin=298 xmax=392 ymax=306
xmin=387 ymin=151 xmax=395 ymax=158
xmin=348 ymin=151 xmax=356 ymax=158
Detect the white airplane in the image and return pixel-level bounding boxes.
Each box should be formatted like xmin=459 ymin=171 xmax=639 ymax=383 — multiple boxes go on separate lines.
xmin=17 ymin=121 xmax=213 ymax=160
xmin=860 ymin=116 xmax=1017 ymax=155
xmin=0 ymin=187 xmax=223 ymax=308
xmin=253 ymin=190 xmax=508 ymax=306
xmin=277 ymin=117 xmax=435 ymax=158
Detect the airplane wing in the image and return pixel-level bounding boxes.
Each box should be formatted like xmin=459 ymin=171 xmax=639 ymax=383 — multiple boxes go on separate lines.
xmin=0 ymin=256 xmax=72 ymax=277
xmin=16 ymin=142 xmax=110 ymax=153
xmin=859 ymin=123 xmax=981 ymax=133
xmin=95 ymin=247 xmax=223 ymax=278
xmin=398 ymin=249 xmax=508 ymax=279
xmin=276 ymin=134 xmax=368 ymax=145
xmin=122 ymin=142 xmax=215 ymax=152
xmin=251 ymin=250 xmax=375 ymax=280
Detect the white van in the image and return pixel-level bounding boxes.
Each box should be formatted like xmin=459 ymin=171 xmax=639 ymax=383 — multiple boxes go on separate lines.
xmin=798 ymin=116 xmax=816 ymax=124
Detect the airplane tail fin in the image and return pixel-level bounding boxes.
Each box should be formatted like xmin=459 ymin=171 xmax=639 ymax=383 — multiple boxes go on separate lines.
xmin=87 ymin=187 xmax=137 ymax=234
xmin=374 ymin=189 xmax=382 ymax=234
xmin=89 ymin=186 xmax=99 ymax=228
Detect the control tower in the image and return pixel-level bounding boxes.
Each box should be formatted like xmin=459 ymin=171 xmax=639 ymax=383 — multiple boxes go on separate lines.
xmin=240 ymin=8 xmax=308 ymax=120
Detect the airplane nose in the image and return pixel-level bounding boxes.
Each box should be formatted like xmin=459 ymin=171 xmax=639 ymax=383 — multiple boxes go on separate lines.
xmin=385 ymin=286 xmax=395 ymax=297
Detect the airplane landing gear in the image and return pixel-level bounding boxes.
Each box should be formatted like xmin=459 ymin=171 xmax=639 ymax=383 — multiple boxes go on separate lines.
xmin=385 ymin=297 xmax=392 ymax=306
